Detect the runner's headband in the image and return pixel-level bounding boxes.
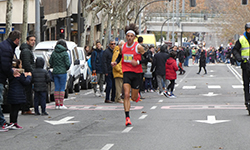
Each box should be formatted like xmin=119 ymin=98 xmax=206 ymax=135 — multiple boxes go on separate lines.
xmin=126 ymin=30 xmax=136 ymax=35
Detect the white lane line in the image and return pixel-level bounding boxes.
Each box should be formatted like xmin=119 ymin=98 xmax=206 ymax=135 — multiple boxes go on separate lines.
xmin=232 ymin=85 xmax=243 ymax=89
xmin=208 ymin=85 xmax=221 ymax=89
xmin=122 ymin=127 xmax=133 ymax=133
xmin=175 ymin=84 xmax=179 ymax=87
xmin=182 ymin=86 xmax=196 ymax=89
xmin=84 ymin=91 xmax=94 ymax=95
xmin=227 ymin=64 xmax=243 ymax=84
xmin=139 ymin=114 xmax=148 ymax=120
xmin=95 ymin=107 xmax=103 ymax=109
xmin=158 ymin=100 xmax=163 ymax=103
xmin=101 ymin=144 xmax=114 ymax=150
xmin=150 ymin=106 xmax=157 ymax=110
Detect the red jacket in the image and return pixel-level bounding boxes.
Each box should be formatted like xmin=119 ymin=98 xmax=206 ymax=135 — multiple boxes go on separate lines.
xmin=165 ymin=57 xmax=179 ymax=80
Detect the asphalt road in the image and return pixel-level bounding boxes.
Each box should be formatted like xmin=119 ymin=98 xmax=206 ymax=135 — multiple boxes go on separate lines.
xmin=0 ymin=63 xmax=249 ymax=150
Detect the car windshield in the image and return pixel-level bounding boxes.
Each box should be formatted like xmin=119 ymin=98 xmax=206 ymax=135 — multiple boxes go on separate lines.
xmin=77 ymin=49 xmax=84 ymax=61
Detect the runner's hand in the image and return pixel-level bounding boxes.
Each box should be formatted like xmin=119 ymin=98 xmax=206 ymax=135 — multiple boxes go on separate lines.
xmin=111 ymin=62 xmax=117 ymax=67
xmin=131 ymin=59 xmax=138 ymax=66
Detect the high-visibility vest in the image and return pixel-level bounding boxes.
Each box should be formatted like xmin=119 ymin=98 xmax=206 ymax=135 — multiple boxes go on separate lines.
xmin=239 ymin=36 xmax=250 ymax=62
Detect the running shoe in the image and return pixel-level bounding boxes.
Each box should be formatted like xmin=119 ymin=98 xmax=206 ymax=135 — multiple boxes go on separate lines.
xmin=55 ymin=106 xmax=60 ymax=109
xmin=170 ymin=94 xmax=176 ymax=98
xmin=150 ymin=89 xmax=154 ymax=92
xmin=125 ymin=117 xmax=132 ymax=126
xmin=135 ymin=93 xmax=140 ymax=103
xmin=163 ymin=91 xmax=171 ymax=98
xmin=3 ymin=122 xmax=14 ymax=129
xmin=0 ymin=126 xmax=8 ymax=132
xmin=14 ymin=123 xmax=23 ymax=129
xmin=59 ymin=105 xmax=68 ymax=109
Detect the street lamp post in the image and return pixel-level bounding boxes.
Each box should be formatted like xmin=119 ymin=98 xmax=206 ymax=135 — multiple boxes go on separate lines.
xmin=161 ymin=17 xmax=172 ymax=45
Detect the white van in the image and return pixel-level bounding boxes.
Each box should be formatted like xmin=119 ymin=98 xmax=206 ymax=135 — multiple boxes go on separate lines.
xmin=77 ymin=47 xmax=91 ymax=90
xmin=34 ymin=41 xmax=81 ymax=97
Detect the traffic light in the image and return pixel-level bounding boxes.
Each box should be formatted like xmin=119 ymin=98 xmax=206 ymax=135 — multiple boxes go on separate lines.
xmin=59 ymin=27 xmax=65 ymax=39
xmin=66 ymin=17 xmax=74 ymax=33
xmin=80 ymin=17 xmax=85 ymax=33
xmin=190 ymin=0 xmax=196 ymax=7
xmin=242 ymin=0 xmax=248 ymax=5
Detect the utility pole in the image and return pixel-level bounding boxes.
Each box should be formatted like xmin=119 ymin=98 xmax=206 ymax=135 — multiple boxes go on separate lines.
xmin=35 ymin=0 xmax=40 ymax=43
xmin=172 ymin=0 xmax=175 ymax=46
xmin=167 ymin=1 xmax=170 ymax=41
xmin=77 ymin=0 xmax=81 ymax=46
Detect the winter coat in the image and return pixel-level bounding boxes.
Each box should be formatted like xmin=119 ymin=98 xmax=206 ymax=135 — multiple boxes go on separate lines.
xmin=165 ymin=57 xmax=179 ymax=80
xmin=178 ymin=50 xmax=185 ymax=63
xmin=7 ymin=74 xmax=32 ymax=104
xmin=112 ymin=46 xmax=123 ymax=78
xmin=144 ymin=62 xmax=153 ymax=78
xmin=103 ymin=47 xmax=113 ymax=74
xmin=141 ymin=44 xmax=148 ymax=73
xmin=0 ymin=38 xmax=17 ymax=84
xmin=32 ymin=57 xmax=51 ymax=92
xmin=199 ymin=51 xmax=206 ymax=67
xmin=91 ymin=48 xmax=104 ymax=74
xmin=20 ymin=43 xmax=35 ymax=72
xmin=49 ymin=44 xmax=70 ymax=74
xmin=151 ymin=51 xmax=169 ymax=76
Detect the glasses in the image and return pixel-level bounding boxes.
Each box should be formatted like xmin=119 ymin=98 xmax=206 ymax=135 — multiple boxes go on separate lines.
xmin=110 ymin=43 xmax=116 ymax=45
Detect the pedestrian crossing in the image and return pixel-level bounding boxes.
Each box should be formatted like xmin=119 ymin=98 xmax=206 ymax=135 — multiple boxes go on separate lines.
xmin=181 ymin=85 xmax=243 ymax=89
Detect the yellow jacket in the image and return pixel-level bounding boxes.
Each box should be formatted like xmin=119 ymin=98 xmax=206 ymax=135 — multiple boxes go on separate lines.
xmin=112 ymin=46 xmax=123 ymax=78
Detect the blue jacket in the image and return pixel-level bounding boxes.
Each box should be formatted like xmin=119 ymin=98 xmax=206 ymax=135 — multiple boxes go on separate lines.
xmin=7 ymin=74 xmax=32 ymax=104
xmin=0 ymin=38 xmax=17 ymax=84
xmin=91 ymin=48 xmax=104 ymax=74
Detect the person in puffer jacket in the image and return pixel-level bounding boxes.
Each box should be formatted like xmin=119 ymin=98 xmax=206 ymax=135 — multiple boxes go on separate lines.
xmin=164 ymin=51 xmax=179 ymax=98
xmin=32 ymin=57 xmax=51 ymax=115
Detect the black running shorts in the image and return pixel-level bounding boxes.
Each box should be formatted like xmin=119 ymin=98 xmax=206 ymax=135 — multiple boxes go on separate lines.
xmin=123 ymin=72 xmax=142 ymax=89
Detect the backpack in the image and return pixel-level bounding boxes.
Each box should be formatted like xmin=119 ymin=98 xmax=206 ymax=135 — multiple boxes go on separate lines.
xmin=87 ymin=51 xmax=97 ymax=72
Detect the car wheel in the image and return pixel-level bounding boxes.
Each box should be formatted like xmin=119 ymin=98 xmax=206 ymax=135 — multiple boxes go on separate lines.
xmin=75 ymin=80 xmax=80 ymax=92
xmin=65 ymin=88 xmax=69 ymax=98
xmin=50 ymin=94 xmax=54 ymax=102
xmin=81 ymin=79 xmax=88 ymax=90
xmin=69 ymin=80 xmax=74 ymax=93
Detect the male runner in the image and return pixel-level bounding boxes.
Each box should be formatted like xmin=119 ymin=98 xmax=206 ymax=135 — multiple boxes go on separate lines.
xmin=111 ymin=24 xmax=146 ymax=126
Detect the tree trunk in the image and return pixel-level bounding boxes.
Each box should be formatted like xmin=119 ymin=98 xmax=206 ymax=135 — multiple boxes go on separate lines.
xmin=88 ymin=11 xmax=96 ymax=48
xmin=113 ymin=15 xmax=118 ymax=40
xmin=5 ymin=0 xmax=13 ymax=39
xmin=99 ymin=10 xmax=107 ymax=45
xmin=21 ymin=0 xmax=29 ymax=44
xmin=103 ymin=12 xmax=111 ymax=48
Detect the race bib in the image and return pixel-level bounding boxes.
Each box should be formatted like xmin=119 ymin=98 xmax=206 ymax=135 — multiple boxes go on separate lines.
xmin=124 ymin=54 xmax=133 ymax=62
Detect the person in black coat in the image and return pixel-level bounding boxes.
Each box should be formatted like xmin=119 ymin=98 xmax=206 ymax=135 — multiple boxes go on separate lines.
xmin=103 ymin=40 xmax=116 ymax=103
xmin=151 ymin=44 xmax=170 ymax=95
xmin=178 ymin=46 xmax=186 ymax=75
xmin=8 ymin=59 xmax=32 ymax=129
xmin=32 ymin=57 xmax=51 ymax=115
xmin=0 ymin=30 xmax=21 ymax=131
xmin=197 ymin=49 xmax=207 ymax=74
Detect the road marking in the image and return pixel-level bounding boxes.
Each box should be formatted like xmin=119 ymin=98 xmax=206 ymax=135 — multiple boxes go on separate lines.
xmin=46 ymin=105 xmax=143 ymax=110
xmin=122 ymin=127 xmax=133 ymax=133
xmin=227 ymin=64 xmax=243 ymax=84
xmin=182 ymin=86 xmax=196 ymax=89
xmin=84 ymin=91 xmax=93 ymax=95
xmin=175 ymin=84 xmax=179 ymax=87
xmin=139 ymin=114 xmax=148 ymax=120
xmin=161 ymin=104 xmax=245 ymax=110
xmin=101 ymin=144 xmax=114 ymax=150
xmin=200 ymin=92 xmax=220 ymax=97
xmin=194 ymin=115 xmax=230 ymax=124
xmin=208 ymin=85 xmax=221 ymax=89
xmin=209 ymin=70 xmax=215 ymax=72
xmin=158 ymin=100 xmax=163 ymax=103
xmin=64 ymin=97 xmax=76 ymax=101
xmin=232 ymin=85 xmax=243 ymax=89
xmin=209 ymin=75 xmax=215 ymax=77
xmin=44 ymin=116 xmax=79 ymax=125
xmin=150 ymin=106 xmax=157 ymax=110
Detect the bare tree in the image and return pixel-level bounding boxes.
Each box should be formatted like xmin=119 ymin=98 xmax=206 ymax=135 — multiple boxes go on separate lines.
xmin=5 ymin=0 xmax=13 ymax=39
xmin=21 ymin=0 xmax=29 ymax=44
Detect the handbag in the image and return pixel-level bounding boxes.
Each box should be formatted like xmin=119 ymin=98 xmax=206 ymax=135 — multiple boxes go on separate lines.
xmin=48 ymin=70 xmax=54 ymax=82
xmin=90 ymin=73 xmax=97 ymax=84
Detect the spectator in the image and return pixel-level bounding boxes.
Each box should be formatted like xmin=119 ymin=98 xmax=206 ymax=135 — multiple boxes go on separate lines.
xmin=20 ymin=35 xmax=36 ymax=115
xmin=49 ymin=39 xmax=70 ymax=109
xmin=178 ymin=46 xmax=185 ymax=75
xmin=103 ymin=39 xmax=116 ymax=103
xmin=8 ymin=59 xmax=32 ymax=129
xmin=112 ymin=40 xmax=125 ymax=103
xmin=91 ymin=40 xmax=105 ymax=97
xmin=0 ymin=30 xmax=22 ymax=132
xmin=32 ymin=57 xmax=51 ymax=115
xmin=151 ymin=44 xmax=170 ymax=95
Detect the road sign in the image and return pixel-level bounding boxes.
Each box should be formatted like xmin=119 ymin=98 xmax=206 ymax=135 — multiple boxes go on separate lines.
xmin=44 ymin=116 xmax=79 ymax=125
xmin=194 ymin=115 xmax=230 ymax=124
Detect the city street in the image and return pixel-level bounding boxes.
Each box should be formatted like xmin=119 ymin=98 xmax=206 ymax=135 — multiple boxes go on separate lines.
xmin=0 ymin=63 xmax=249 ymax=150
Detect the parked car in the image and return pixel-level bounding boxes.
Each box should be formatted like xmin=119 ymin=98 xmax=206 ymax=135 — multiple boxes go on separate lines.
xmin=34 ymin=41 xmax=81 ymax=96
xmin=77 ymin=47 xmax=91 ymax=90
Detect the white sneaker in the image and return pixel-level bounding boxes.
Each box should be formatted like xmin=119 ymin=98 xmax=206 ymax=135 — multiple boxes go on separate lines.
xmin=95 ymin=92 xmax=101 ymax=97
xmin=100 ymin=92 xmax=105 ymax=97
xmin=150 ymin=89 xmax=154 ymax=92
xmin=59 ymin=105 xmax=68 ymax=109
xmin=55 ymin=106 xmax=60 ymax=109
xmin=159 ymin=92 xmax=164 ymax=96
